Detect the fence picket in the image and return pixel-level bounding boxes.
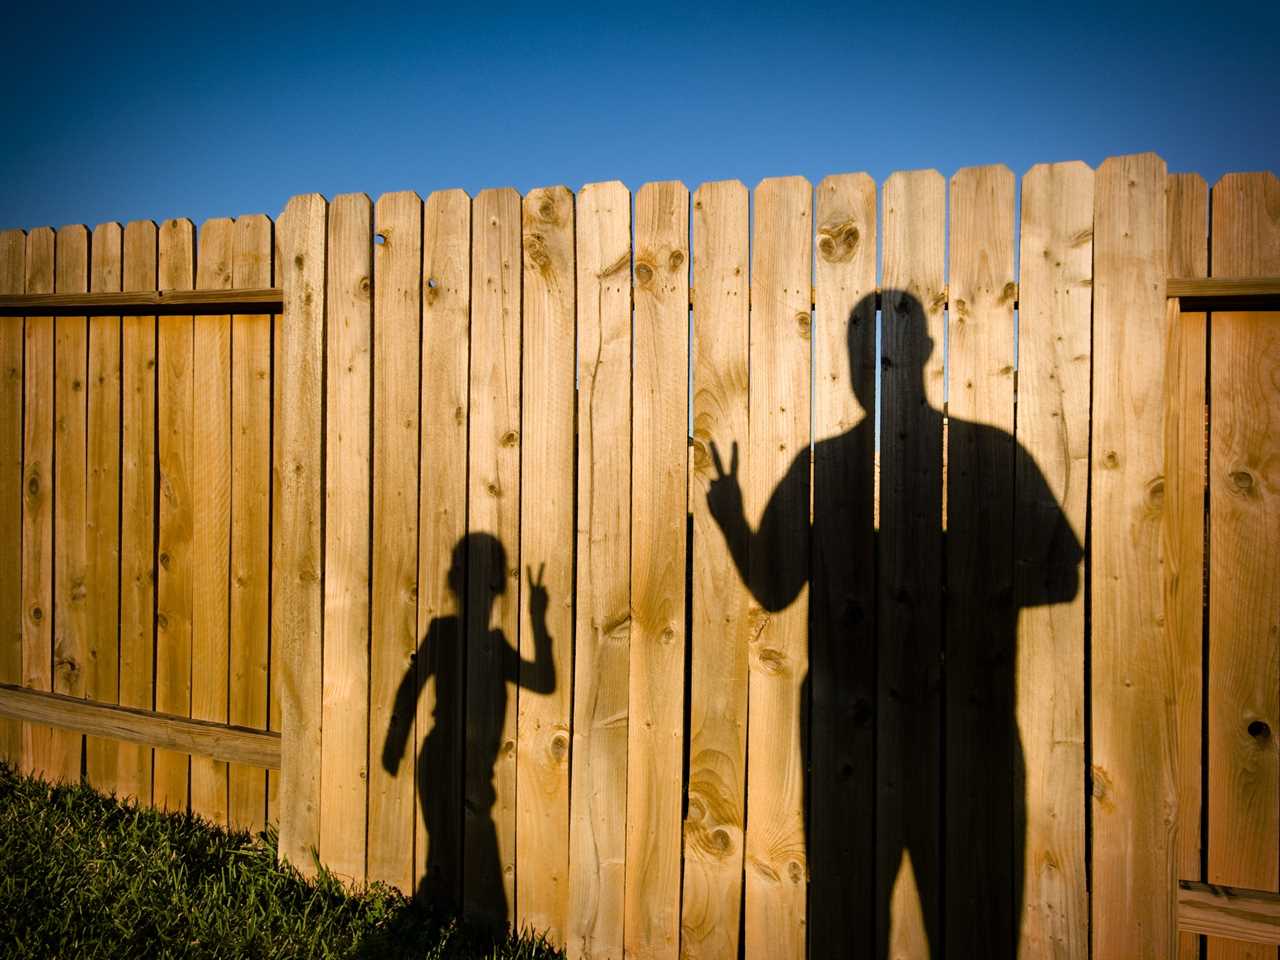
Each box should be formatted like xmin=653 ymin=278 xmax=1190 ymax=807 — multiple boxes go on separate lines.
xmin=0 ymin=230 xmax=22 ymax=767
xmin=84 ymin=222 xmax=122 ymax=794
xmin=320 ymin=193 xmax=372 ymax=883
xmin=624 ymin=180 xmax=689 ymax=960
xmin=1015 ymin=161 xmax=1093 ymax=960
xmin=568 ymin=180 xmax=632 ymax=959
xmin=190 ymin=218 xmax=233 ymax=825
xmin=230 ymin=214 xmax=273 ymax=834
xmin=118 ymin=220 xmax=157 ymax=805
xmin=516 ymin=185 xmax=575 ymax=941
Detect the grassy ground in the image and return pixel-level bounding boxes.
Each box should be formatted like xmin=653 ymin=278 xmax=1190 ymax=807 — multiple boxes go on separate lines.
xmin=0 ymin=762 xmax=563 ymax=959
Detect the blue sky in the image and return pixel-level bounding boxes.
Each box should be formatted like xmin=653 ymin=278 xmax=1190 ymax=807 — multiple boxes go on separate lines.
xmin=2 ymin=0 xmax=1276 ymax=230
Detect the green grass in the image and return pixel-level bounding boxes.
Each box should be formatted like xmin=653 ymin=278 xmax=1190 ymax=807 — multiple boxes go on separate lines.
xmin=0 ymin=762 xmax=563 ymax=959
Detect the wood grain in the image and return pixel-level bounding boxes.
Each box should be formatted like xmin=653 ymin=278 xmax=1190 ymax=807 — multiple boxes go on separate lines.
xmin=415 ymin=188 xmax=471 ymax=901
xmin=1015 ymin=161 xmax=1093 ymax=960
xmin=229 ymin=214 xmax=273 ymax=834
xmin=516 ymin=185 xmax=574 ymax=942
xmin=369 ymin=191 xmax=422 ymax=892
xmin=623 ymin=180 xmax=689 ymax=960
xmin=681 ymin=179 xmax=751 ymax=960
xmin=84 ymin=222 xmax=122 ymax=794
xmin=190 ymin=218 xmax=233 ymax=825
xmin=466 ymin=187 xmax=522 ymax=925
xmin=1090 ymin=153 xmax=1173 ymax=960
xmin=0 ymin=287 xmax=281 ymax=315
xmin=0 ymin=230 xmax=22 ymax=767
xmin=320 ymin=194 xmax=373 ymax=883
xmin=118 ymin=220 xmax=157 ymax=805
xmin=568 ymin=180 xmax=631 ymax=960
xmin=1179 ymin=882 xmax=1280 ymax=946
xmin=1207 ymin=171 xmax=1280 ymax=960
xmin=275 ymin=194 xmax=327 ymax=876
xmin=1164 ymin=172 xmax=1208 ymax=960
xmin=809 ymin=171 xmax=877 ymax=958
xmin=155 ymin=219 xmax=195 ymax=812
xmin=742 ymin=176 xmax=810 ymax=960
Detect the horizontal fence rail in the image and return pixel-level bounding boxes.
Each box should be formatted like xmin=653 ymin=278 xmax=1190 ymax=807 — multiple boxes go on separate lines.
xmin=1 ymin=155 xmax=1278 ymax=960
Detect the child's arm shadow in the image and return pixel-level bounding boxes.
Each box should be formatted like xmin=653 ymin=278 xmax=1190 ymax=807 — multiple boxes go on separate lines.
xmin=504 ymin=564 xmax=556 ymax=694
xmin=381 ymin=621 xmax=442 ymax=775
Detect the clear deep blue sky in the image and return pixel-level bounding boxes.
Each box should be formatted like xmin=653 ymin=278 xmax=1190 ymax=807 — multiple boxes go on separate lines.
xmin=2 ymin=1 xmax=1276 ymax=231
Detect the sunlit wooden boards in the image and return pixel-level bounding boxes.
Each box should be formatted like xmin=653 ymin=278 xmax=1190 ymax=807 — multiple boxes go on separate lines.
xmin=568 ymin=180 xmax=631 ymax=959
xmin=276 ymin=194 xmax=326 ymax=876
xmin=1015 ymin=161 xmax=1093 ymax=960
xmin=321 ymin=194 xmax=372 ymax=884
xmin=190 ymin=218 xmax=232 ymax=825
xmin=1164 ymin=173 xmax=1208 ymax=960
xmin=1090 ymin=153 xmax=1174 ymax=960
xmin=416 ymin=189 xmax=471 ymax=902
xmin=22 ymin=226 xmax=55 ymax=779
xmin=467 ymin=187 xmax=522 ymax=925
xmin=1207 ymin=171 xmax=1280 ymax=960
xmin=119 ymin=220 xmax=157 ymax=805
xmin=878 ymin=170 xmax=945 ymax=959
xmin=742 ymin=176 xmax=810 ymax=960
xmin=0 ymin=230 xmax=21 ymax=767
xmin=51 ymin=224 xmax=88 ymax=784
xmin=84 ymin=223 xmax=122 ymax=794
xmin=516 ymin=185 xmax=573 ymax=941
xmin=624 ymin=181 xmax=689 ymax=960
xmin=946 ymin=165 xmax=1016 ymax=957
xmin=230 ymin=214 xmax=273 ymax=834
xmin=682 ymin=179 xmax=751 ymax=960
xmin=369 ymin=192 xmax=422 ymax=891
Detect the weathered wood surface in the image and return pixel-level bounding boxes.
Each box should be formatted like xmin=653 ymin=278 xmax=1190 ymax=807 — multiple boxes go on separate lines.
xmin=1015 ymin=161 xmax=1093 ymax=960
xmin=568 ymin=180 xmax=632 ymax=960
xmin=516 ymin=185 xmax=574 ymax=941
xmin=321 ymin=193 xmax=372 ymax=884
xmin=0 ymin=683 xmax=280 ymax=768
xmin=1179 ymin=882 xmax=1280 ymax=946
xmin=0 ymin=287 xmax=282 ymax=314
xmin=1090 ymin=153 xmax=1174 ymax=960
xmin=1207 ymin=171 xmax=1280 ymax=960
xmin=682 ymin=179 xmax=751 ymax=960
xmin=0 ymin=230 xmax=22 ymax=767
xmin=624 ymin=180 xmax=689 ymax=960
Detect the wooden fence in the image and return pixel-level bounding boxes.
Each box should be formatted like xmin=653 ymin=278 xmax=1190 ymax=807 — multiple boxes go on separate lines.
xmin=0 ymin=153 xmax=1278 ymax=960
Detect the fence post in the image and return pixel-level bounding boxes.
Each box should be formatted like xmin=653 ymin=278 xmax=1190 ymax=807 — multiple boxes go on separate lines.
xmin=275 ymin=194 xmax=327 ymax=876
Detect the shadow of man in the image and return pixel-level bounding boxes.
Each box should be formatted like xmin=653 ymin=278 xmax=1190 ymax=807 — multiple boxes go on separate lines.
xmin=380 ymin=532 xmax=555 ymax=929
xmin=705 ymin=289 xmax=1082 ymax=957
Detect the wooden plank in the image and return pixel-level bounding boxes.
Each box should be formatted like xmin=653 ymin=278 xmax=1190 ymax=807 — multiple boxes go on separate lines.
xmin=945 ymin=164 xmax=1017 ymax=957
xmin=739 ymin=176 xmax=811 ymax=960
xmin=154 ymin=219 xmax=195 ymax=812
xmin=1179 ymin=882 xmax=1280 ymax=946
xmin=190 ymin=218 xmax=233 ymax=825
xmin=0 ymin=683 xmax=280 ymax=768
xmin=878 ymin=169 xmax=946 ymax=958
xmin=1090 ymin=152 xmax=1173 ymax=960
xmin=1014 ymin=161 xmax=1093 ymax=960
xmin=319 ymin=194 xmax=372 ymax=883
xmin=623 ymin=180 xmax=689 ymax=960
xmin=1165 ymin=172 xmax=1208 ymax=960
xmin=229 ymin=214 xmax=273 ymax=834
xmin=84 ymin=222 xmax=122 ymax=794
xmin=809 ymin=171 xmax=877 ymax=958
xmin=267 ymin=223 xmax=283 ymax=825
xmin=21 ymin=227 xmax=55 ymax=780
xmin=465 ymin=187 xmax=522 ymax=925
xmin=1207 ymin=171 xmax=1280 ymax=960
xmin=0 ymin=287 xmax=282 ymax=315
xmin=568 ymin=180 xmax=631 ymax=959
xmin=1167 ymin=277 xmax=1280 ymax=300
xmin=410 ymin=188 xmax=470 ymax=902
xmin=50 ymin=224 xmax=89 ymax=784
xmin=0 ymin=229 xmax=25 ymax=766
xmin=275 ymin=193 xmax=326 ymax=876
xmin=682 ymin=179 xmax=751 ymax=960
xmin=368 ymin=191 xmax=422 ymax=893
xmin=515 ymin=185 xmax=574 ymax=941
xmin=118 ymin=220 xmax=156 ymax=805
